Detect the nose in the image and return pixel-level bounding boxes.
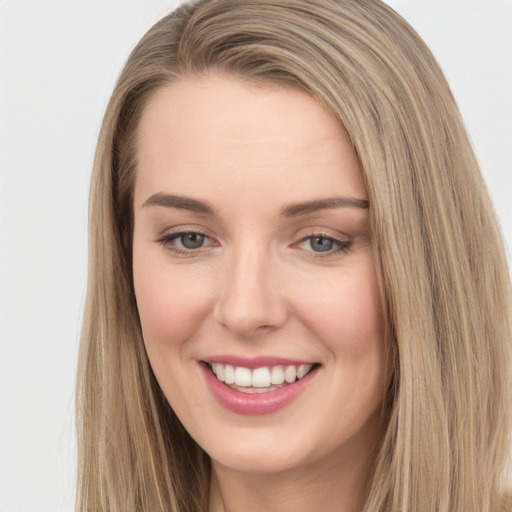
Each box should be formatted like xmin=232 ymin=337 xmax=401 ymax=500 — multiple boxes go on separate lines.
xmin=213 ymin=243 xmax=289 ymax=338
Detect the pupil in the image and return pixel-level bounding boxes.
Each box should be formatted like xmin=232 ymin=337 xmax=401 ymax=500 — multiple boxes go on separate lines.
xmin=310 ymin=236 xmax=333 ymax=252
xmin=181 ymin=233 xmax=204 ymax=249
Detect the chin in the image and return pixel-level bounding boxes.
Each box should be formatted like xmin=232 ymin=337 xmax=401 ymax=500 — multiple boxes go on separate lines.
xmin=207 ymin=437 xmax=311 ymax=475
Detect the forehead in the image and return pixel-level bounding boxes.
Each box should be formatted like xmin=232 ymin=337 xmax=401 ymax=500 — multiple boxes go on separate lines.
xmin=134 ymin=74 xmax=366 ymax=210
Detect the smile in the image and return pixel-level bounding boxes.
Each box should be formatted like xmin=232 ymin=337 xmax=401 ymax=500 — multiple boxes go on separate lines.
xmin=201 ymin=358 xmax=320 ymax=415
xmin=208 ymin=362 xmax=314 ymax=392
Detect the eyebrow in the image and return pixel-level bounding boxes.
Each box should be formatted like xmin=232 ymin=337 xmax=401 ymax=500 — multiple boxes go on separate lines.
xmin=281 ymin=197 xmax=369 ymax=216
xmin=142 ymin=193 xmax=215 ymax=214
xmin=141 ymin=193 xmax=369 ymax=216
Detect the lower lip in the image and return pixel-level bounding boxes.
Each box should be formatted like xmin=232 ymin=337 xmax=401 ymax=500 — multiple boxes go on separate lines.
xmin=200 ymin=363 xmax=318 ymax=415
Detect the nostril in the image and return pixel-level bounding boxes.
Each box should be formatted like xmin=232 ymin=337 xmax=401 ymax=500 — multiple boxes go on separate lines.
xmin=212 ymin=257 xmax=289 ymax=336
xmin=214 ymin=303 xmax=285 ymax=338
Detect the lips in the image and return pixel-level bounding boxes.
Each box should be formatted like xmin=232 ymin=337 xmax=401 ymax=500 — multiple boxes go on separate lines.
xmin=209 ymin=362 xmax=314 ymax=389
xmin=200 ymin=356 xmax=319 ymax=414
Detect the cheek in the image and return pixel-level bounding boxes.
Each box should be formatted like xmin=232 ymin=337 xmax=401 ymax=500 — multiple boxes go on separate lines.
xmin=133 ymin=257 xmax=214 ymax=348
xmin=301 ymin=262 xmax=387 ymax=429
xmin=292 ymin=259 xmax=385 ymax=360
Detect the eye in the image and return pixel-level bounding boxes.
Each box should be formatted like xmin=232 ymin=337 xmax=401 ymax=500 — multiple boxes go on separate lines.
xmin=178 ymin=232 xmax=206 ymax=249
xmin=308 ymin=236 xmax=335 ymax=253
xmin=295 ymin=234 xmax=352 ymax=256
xmin=155 ymin=230 xmax=215 ymax=254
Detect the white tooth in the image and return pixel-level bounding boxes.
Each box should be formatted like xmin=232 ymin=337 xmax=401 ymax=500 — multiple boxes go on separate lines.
xmin=234 ymin=367 xmax=252 ymax=387
xmin=270 ymin=366 xmax=285 ymax=385
xmin=252 ymin=367 xmax=271 ymax=387
xmin=216 ymin=364 xmax=225 ymax=382
xmin=297 ymin=364 xmax=312 ymax=379
xmin=224 ymin=364 xmax=235 ymax=384
xmin=284 ymin=365 xmax=297 ymax=383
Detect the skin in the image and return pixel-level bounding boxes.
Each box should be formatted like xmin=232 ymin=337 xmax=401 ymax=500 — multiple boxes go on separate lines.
xmin=132 ymin=74 xmax=387 ymax=512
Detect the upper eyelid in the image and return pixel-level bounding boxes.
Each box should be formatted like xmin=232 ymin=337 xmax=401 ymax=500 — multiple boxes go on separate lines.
xmin=295 ymin=234 xmax=351 ymax=247
xmin=157 ymin=230 xmax=214 ymax=242
xmin=156 ymin=225 xmax=215 ymax=239
xmin=294 ymin=229 xmax=350 ymax=243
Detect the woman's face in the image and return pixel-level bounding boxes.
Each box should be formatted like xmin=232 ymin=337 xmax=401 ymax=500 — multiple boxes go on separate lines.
xmin=132 ymin=74 xmax=387 ymax=476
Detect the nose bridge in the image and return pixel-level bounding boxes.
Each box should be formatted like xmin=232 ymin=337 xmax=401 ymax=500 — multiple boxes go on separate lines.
xmin=214 ymin=237 xmax=287 ymax=337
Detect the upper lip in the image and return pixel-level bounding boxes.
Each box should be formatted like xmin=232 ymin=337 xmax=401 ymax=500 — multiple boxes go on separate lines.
xmin=201 ymin=355 xmax=318 ymax=369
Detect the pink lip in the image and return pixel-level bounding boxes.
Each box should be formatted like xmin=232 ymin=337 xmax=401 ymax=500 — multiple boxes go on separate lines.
xmin=203 ymin=354 xmax=315 ymax=369
xmin=200 ymin=361 xmax=319 ymax=415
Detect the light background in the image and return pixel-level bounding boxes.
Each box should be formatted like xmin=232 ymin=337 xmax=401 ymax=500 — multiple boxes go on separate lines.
xmin=0 ymin=1 xmax=511 ymax=510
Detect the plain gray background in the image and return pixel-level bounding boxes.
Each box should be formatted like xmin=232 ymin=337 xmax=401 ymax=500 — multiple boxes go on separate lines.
xmin=1 ymin=1 xmax=511 ymax=510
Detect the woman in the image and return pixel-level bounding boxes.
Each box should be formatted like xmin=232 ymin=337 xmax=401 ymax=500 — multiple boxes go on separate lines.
xmin=76 ymin=0 xmax=512 ymax=510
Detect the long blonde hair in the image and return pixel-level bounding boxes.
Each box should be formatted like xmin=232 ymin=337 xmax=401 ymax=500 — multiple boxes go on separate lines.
xmin=76 ymin=1 xmax=512 ymax=510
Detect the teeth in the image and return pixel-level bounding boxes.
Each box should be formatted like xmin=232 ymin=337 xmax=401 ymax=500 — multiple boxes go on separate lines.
xmin=234 ymin=367 xmax=252 ymax=387
xmin=252 ymin=367 xmax=271 ymax=387
xmin=284 ymin=365 xmax=296 ymax=383
xmin=224 ymin=364 xmax=235 ymax=384
xmin=215 ymin=363 xmax=225 ymax=382
xmin=270 ymin=366 xmax=284 ymax=385
xmin=297 ymin=364 xmax=309 ymax=379
xmin=209 ymin=363 xmax=313 ymax=389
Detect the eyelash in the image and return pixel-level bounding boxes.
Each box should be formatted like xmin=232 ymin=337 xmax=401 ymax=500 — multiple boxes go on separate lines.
xmin=155 ymin=231 xmax=352 ymax=258
xmin=155 ymin=231 xmax=215 ymax=256
xmin=294 ymin=233 xmax=352 ymax=257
